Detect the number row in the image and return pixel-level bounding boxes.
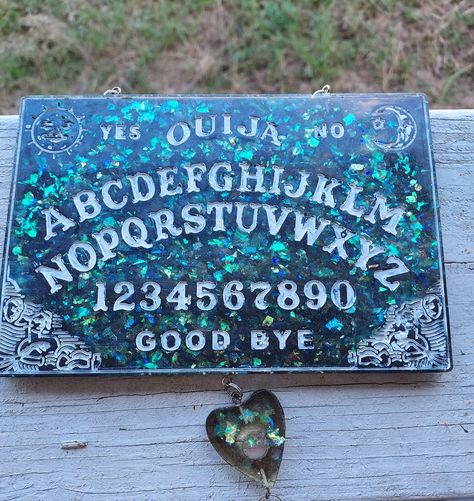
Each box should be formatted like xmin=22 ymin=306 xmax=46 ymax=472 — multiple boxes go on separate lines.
xmin=93 ymin=279 xmax=356 ymax=313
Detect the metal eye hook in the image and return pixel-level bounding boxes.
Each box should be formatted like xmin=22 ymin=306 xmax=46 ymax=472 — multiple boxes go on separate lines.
xmin=103 ymin=86 xmax=122 ymax=96
xmin=222 ymin=376 xmax=243 ymax=405
xmin=312 ymin=84 xmax=331 ymax=96
xmin=258 ymin=488 xmax=282 ymax=501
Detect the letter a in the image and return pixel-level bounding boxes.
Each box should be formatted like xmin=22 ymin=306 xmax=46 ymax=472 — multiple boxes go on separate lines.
xmin=42 ymin=208 xmax=76 ymax=241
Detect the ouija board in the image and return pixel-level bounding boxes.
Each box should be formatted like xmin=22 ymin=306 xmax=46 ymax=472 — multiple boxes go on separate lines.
xmin=0 ymin=94 xmax=451 ymax=375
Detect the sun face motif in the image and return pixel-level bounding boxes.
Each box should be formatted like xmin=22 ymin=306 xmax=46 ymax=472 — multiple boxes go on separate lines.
xmin=26 ymin=103 xmax=84 ymax=158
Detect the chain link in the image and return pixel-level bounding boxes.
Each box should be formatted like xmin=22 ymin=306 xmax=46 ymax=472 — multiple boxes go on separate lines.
xmin=221 ymin=376 xmax=243 ymax=405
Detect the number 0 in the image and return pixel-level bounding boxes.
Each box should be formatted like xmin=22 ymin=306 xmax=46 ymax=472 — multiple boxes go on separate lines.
xmin=331 ymin=280 xmax=356 ymax=310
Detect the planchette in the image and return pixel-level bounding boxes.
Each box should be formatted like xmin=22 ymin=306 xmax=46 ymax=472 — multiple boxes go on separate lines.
xmin=206 ymin=389 xmax=285 ymax=489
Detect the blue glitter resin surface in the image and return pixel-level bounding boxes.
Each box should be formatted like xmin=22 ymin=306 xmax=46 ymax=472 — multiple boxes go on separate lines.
xmin=0 ymin=94 xmax=451 ymax=375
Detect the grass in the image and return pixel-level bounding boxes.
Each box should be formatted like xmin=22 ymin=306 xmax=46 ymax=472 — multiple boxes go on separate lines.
xmin=0 ymin=0 xmax=472 ymax=113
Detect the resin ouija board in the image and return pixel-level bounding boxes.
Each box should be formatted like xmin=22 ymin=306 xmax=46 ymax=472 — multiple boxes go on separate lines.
xmin=0 ymin=94 xmax=451 ymax=375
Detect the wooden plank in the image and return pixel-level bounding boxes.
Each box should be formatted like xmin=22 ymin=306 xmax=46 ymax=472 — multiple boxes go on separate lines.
xmin=0 ymin=110 xmax=473 ymax=501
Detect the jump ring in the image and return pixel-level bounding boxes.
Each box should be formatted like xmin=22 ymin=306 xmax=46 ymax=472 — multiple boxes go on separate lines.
xmin=104 ymin=86 xmax=122 ymax=96
xmin=312 ymin=84 xmax=331 ymax=96
xmin=221 ymin=377 xmax=243 ymax=404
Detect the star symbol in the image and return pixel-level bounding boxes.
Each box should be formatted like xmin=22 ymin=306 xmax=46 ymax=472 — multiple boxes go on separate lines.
xmin=372 ymin=117 xmax=386 ymax=130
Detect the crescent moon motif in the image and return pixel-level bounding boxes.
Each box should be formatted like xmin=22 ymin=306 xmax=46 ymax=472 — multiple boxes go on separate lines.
xmin=370 ymin=105 xmax=417 ymax=152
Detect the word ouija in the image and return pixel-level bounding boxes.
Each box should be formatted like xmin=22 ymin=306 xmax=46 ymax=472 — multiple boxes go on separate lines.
xmin=36 ymin=161 xmax=410 ymax=294
xmin=100 ymin=113 xmax=284 ymax=147
xmin=100 ymin=113 xmax=346 ymax=148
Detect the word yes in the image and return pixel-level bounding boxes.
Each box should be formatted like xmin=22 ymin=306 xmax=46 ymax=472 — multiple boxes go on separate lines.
xmin=100 ymin=124 xmax=141 ymax=141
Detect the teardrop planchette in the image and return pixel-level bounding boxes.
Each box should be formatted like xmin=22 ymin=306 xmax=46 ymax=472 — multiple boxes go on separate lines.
xmin=206 ymin=389 xmax=285 ymax=488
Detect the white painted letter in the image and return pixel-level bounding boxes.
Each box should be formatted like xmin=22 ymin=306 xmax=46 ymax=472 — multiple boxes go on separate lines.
xmin=102 ymin=180 xmax=128 ymax=209
xmin=374 ymin=256 xmax=410 ymax=291
xmin=160 ymin=330 xmax=181 ymax=352
xmin=235 ymin=203 xmax=259 ymax=233
xmin=298 ymin=330 xmax=314 ymax=350
xmin=35 ymin=255 xmax=73 ymax=293
xmin=355 ymin=235 xmax=386 ymax=270
xmin=340 ymin=184 xmax=364 ymax=218
xmin=100 ymin=124 xmax=112 ymax=140
xmin=167 ymin=122 xmax=190 ymax=146
xmin=136 ymin=330 xmax=156 ymax=351
xmin=364 ymin=194 xmax=405 ymax=235
xmin=184 ymin=163 xmax=206 ymax=193
xmin=237 ymin=116 xmax=258 ymax=137
xmin=73 ymin=191 xmax=101 ymax=222
xmin=68 ymin=242 xmax=97 ymax=272
xmin=149 ymin=209 xmax=183 ymax=240
xmin=195 ymin=116 xmax=216 ymax=137
xmin=322 ymin=223 xmax=355 ymax=260
xmin=127 ymin=173 xmax=156 ymax=203
xmin=182 ymin=204 xmax=206 ymax=234
xmin=310 ymin=175 xmax=341 ymax=208
xmin=185 ymin=330 xmax=206 ymax=351
xmin=263 ymin=205 xmax=292 ymax=235
xmin=42 ymin=207 xmax=76 ymax=240
xmin=251 ymin=330 xmax=269 ymax=350
xmin=212 ymin=330 xmax=230 ymax=350
xmin=260 ymin=122 xmax=281 ymax=146
xmin=207 ymin=202 xmax=233 ymax=232
xmin=157 ymin=167 xmax=182 ymax=197
xmin=284 ymin=171 xmax=309 ymax=198
xmin=92 ymin=227 xmax=119 ymax=261
xmin=121 ymin=217 xmax=152 ymax=248
xmin=273 ymin=330 xmax=291 ymax=350
xmin=238 ymin=162 xmax=266 ymax=193
xmin=294 ymin=212 xmax=331 ymax=246
xmin=209 ymin=162 xmax=233 ymax=191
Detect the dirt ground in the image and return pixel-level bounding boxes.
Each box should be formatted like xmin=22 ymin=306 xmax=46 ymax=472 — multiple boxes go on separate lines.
xmin=0 ymin=0 xmax=472 ymax=114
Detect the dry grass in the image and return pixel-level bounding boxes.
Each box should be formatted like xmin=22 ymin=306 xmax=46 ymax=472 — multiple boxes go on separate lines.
xmin=0 ymin=0 xmax=472 ymax=113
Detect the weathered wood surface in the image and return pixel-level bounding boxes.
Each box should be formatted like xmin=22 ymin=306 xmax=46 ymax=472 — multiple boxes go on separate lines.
xmin=0 ymin=111 xmax=473 ymax=501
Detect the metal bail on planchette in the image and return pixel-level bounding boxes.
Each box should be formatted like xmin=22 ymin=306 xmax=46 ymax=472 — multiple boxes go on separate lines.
xmin=206 ymin=380 xmax=285 ymax=497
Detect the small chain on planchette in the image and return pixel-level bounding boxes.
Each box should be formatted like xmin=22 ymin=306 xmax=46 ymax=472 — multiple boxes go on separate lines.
xmin=221 ymin=377 xmax=283 ymax=501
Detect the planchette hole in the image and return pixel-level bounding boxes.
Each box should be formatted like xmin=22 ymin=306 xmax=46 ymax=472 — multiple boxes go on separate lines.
xmin=238 ymin=425 xmax=269 ymax=460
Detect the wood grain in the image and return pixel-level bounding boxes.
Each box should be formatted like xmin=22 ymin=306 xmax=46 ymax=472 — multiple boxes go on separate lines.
xmin=0 ymin=111 xmax=473 ymax=501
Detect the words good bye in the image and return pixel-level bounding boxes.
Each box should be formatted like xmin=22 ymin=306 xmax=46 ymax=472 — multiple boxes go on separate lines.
xmin=135 ymin=328 xmax=323 ymax=353
xmin=36 ymin=161 xmax=410 ymax=294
